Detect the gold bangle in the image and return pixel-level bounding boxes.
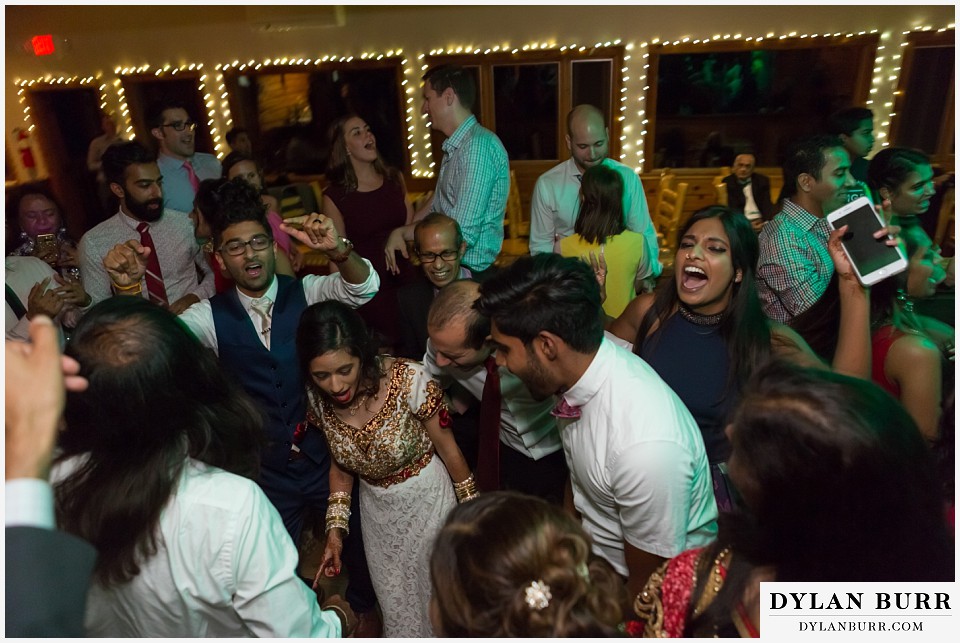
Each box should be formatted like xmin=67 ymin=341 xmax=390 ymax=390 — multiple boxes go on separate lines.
xmin=111 ymin=280 xmax=142 ymax=291
xmin=112 ymin=281 xmax=142 ymax=296
xmin=453 ymin=473 xmax=479 ymax=503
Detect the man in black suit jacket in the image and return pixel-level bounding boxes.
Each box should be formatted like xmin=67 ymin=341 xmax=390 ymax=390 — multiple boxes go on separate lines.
xmin=5 ymin=316 xmax=96 ymax=637
xmin=722 ymin=153 xmax=776 ymax=231
xmin=396 ymin=212 xmax=469 ymax=359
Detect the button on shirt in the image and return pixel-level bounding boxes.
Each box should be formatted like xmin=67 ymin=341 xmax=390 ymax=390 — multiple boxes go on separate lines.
xmin=433 ymin=115 xmax=510 ymax=272
xmin=178 ymin=264 xmax=380 ymax=355
xmin=529 ymin=157 xmax=661 ymax=278
xmin=157 ymin=152 xmax=222 ymax=214
xmin=556 ymin=338 xmax=717 ymax=576
xmin=422 ymin=339 xmax=563 ymax=460
xmin=757 ymin=199 xmax=834 ymax=323
xmin=78 ymin=209 xmax=215 ymax=305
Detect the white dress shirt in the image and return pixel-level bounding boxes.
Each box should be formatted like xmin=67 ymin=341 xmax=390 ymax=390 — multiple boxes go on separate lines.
xmin=5 ymin=479 xmax=55 ymax=528
xmin=556 ymin=338 xmax=718 ymax=575
xmin=52 ymin=457 xmax=342 ymax=638
xmin=78 ymin=208 xmax=215 ymax=305
xmin=422 ymin=339 xmax=563 ymax=460
xmin=178 ymin=263 xmax=379 ymax=354
xmin=529 ymin=157 xmax=661 ymax=277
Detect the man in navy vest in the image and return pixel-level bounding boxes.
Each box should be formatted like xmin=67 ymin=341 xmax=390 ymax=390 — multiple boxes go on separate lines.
xmin=102 ymin=178 xmax=381 ymax=630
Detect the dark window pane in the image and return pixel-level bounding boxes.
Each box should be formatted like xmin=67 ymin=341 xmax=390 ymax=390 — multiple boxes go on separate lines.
xmin=896 ymin=46 xmax=954 ymax=154
xmin=493 ymin=63 xmax=558 ymax=160
xmin=572 ymin=60 xmax=613 ymax=124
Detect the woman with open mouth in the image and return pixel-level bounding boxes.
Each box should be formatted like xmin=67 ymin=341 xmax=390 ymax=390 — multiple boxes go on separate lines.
xmin=297 ymin=300 xmax=475 ymax=637
xmin=608 ymin=205 xmax=873 ymax=511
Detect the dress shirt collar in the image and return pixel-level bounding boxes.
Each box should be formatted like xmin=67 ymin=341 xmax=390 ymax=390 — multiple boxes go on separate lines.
xmin=236 ymin=275 xmax=278 ymax=313
xmin=158 ymin=151 xmax=192 ymax=170
xmin=558 ymin=336 xmax=612 ymax=410
xmin=117 ymin=208 xmax=150 ymax=230
xmin=782 ymin=198 xmax=829 ymax=235
xmin=442 ymin=114 xmax=478 ymax=154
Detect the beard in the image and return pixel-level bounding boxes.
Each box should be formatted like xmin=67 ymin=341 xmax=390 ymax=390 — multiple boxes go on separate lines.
xmin=126 ymin=195 xmax=164 ymax=223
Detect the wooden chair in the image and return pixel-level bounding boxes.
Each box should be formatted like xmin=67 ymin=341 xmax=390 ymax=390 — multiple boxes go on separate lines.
xmin=713 ymin=167 xmax=730 ymax=206
xmin=501 ymin=169 xmax=530 ymax=256
xmin=652 ymin=176 xmax=689 ymax=258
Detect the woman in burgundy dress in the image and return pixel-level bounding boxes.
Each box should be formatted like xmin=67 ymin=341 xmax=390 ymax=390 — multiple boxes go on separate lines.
xmin=323 ymin=114 xmax=415 ymax=352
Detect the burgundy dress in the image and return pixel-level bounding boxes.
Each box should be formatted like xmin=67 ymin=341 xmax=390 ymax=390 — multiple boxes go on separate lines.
xmin=325 ymin=179 xmax=415 ymax=347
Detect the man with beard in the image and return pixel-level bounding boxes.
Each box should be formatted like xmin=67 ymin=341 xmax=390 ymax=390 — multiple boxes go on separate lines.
xmin=78 ymin=141 xmax=214 ymax=310
xmin=477 ymin=254 xmax=717 ymax=602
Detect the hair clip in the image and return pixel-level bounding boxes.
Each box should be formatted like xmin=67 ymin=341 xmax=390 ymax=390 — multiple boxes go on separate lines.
xmin=577 ymin=562 xmax=590 ymax=581
xmin=524 ymin=580 xmax=552 ymax=610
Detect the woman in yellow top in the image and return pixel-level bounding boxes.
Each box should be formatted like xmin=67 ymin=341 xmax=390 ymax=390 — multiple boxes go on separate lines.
xmin=558 ymin=164 xmax=650 ymax=317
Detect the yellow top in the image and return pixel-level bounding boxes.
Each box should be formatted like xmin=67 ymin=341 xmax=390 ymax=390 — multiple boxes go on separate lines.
xmin=559 ymin=230 xmax=646 ymax=318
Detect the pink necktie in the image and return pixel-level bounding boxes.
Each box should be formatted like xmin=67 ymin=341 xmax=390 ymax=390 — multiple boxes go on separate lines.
xmin=551 ymin=397 xmax=581 ymax=419
xmin=183 ymin=160 xmax=200 ymax=193
xmin=137 ymin=222 xmax=169 ymax=306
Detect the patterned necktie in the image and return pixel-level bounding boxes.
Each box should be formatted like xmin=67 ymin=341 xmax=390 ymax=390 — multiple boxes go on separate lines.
xmin=136 ymin=222 xmax=169 ymax=306
xmin=551 ymin=397 xmax=582 ymax=419
xmin=183 ymin=159 xmax=200 ymax=193
xmin=475 ymin=355 xmax=502 ymax=492
xmin=250 ymin=298 xmax=273 ymax=350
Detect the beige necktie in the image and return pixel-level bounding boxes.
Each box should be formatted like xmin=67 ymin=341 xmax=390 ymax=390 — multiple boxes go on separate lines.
xmin=250 ymin=298 xmax=273 ymax=350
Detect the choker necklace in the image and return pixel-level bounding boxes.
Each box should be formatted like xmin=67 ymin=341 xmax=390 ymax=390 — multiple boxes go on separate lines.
xmin=678 ymin=304 xmax=725 ymax=326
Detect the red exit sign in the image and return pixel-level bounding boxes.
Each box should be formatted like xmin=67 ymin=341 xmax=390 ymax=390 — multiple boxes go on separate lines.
xmin=31 ymin=35 xmax=55 ymax=56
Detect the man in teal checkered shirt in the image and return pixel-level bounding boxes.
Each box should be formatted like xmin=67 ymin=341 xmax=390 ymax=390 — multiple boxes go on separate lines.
xmin=385 ymin=65 xmax=509 ymax=281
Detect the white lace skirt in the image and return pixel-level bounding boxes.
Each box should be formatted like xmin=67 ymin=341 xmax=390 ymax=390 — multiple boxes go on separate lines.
xmin=359 ymin=454 xmax=456 ymax=637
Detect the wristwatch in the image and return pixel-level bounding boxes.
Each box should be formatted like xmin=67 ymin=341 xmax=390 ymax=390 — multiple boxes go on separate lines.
xmin=326 ymin=237 xmax=354 ymax=264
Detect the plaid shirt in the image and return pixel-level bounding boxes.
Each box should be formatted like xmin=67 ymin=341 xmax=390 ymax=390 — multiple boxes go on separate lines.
xmin=756 ymin=199 xmax=834 ymax=323
xmin=434 ymin=115 xmax=509 ymax=271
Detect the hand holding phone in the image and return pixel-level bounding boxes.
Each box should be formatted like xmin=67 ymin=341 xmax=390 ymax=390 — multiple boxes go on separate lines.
xmin=826 ymin=197 xmax=907 ymax=286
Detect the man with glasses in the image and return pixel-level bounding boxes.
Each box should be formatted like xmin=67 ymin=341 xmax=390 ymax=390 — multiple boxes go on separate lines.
xmin=79 ymin=141 xmax=214 ymax=310
xmin=395 ymin=212 xmax=469 ymax=359
xmin=102 ymin=177 xmax=382 ymax=636
xmin=148 ymin=98 xmax=221 ymax=214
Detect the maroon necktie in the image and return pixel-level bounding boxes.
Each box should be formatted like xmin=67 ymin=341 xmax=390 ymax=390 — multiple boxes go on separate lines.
xmin=183 ymin=160 xmax=200 ymax=193
xmin=137 ymin=222 xmax=169 ymax=306
xmin=476 ymin=355 xmax=502 ymax=492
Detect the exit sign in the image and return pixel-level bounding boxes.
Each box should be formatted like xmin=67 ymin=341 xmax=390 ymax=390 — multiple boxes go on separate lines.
xmin=31 ymin=35 xmax=55 ymax=56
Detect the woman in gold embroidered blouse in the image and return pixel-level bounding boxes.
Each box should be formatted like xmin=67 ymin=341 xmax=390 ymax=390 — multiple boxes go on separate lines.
xmin=296 ymin=301 xmax=475 ymax=637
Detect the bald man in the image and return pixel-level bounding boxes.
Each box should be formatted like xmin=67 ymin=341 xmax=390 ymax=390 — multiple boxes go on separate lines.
xmin=529 ymin=105 xmax=660 ymax=280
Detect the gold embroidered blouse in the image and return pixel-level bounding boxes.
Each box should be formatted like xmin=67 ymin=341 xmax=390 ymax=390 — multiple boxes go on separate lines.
xmin=306 ymin=359 xmax=446 ymax=484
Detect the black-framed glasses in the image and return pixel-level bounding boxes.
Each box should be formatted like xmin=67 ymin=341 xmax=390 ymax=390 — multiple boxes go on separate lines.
xmin=417 ymin=250 xmax=459 ymax=263
xmin=162 ymin=120 xmax=197 ymax=132
xmin=218 ymin=234 xmax=272 ymax=256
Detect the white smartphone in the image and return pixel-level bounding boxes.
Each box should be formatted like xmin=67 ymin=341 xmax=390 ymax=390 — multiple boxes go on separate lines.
xmin=826 ymin=196 xmax=907 ymax=286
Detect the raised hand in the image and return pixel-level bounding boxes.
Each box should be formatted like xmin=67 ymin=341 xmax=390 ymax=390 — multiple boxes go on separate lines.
xmin=280 ymin=213 xmax=343 ymax=253
xmin=383 ymin=227 xmax=410 ymax=275
xmin=52 ymin=273 xmax=91 ymax=307
xmin=103 ymin=239 xmax=150 ymax=288
xmin=26 ymin=278 xmax=64 ymax=320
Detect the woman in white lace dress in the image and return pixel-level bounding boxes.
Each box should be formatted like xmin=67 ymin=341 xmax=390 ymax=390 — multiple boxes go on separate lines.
xmin=297 ymin=300 xmax=477 ymax=637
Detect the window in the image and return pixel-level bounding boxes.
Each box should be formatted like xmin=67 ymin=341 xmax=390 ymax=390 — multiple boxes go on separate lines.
xmin=646 ymin=35 xmax=878 ymax=168
xmin=224 ymin=59 xmax=406 ymax=177
xmin=889 ymin=30 xmax=954 ymax=166
xmin=424 ymin=47 xmax=623 ymax=163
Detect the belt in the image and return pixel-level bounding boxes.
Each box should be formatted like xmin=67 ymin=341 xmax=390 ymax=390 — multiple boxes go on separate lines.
xmin=361 ymin=450 xmax=433 ymax=488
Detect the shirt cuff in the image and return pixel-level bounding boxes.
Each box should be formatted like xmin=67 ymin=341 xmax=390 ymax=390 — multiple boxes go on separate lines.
xmin=5 ymin=478 xmax=55 ymax=529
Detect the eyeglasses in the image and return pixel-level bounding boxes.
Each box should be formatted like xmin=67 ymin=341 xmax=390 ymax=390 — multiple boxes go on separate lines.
xmin=162 ymin=120 xmax=197 ymax=132
xmin=219 ymin=234 xmax=272 ymax=256
xmin=417 ymin=249 xmax=460 ymax=263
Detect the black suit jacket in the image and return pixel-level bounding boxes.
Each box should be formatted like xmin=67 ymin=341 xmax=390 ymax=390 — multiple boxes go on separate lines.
xmin=5 ymin=526 xmax=97 ymax=637
xmin=396 ymin=277 xmax=436 ymax=360
xmin=722 ymin=172 xmax=776 ymax=222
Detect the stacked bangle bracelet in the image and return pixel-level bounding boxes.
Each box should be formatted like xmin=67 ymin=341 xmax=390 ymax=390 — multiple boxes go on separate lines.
xmin=325 ymin=491 xmax=351 ymax=535
xmin=453 ymin=473 xmax=479 ymax=503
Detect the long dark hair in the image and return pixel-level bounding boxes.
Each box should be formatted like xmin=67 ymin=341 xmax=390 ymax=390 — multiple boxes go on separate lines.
xmin=296 ymin=300 xmax=385 ymax=399
xmin=325 ymin=114 xmax=400 ymax=193
xmin=55 ymin=297 xmax=263 ymax=585
xmin=635 ymin=206 xmax=771 ymax=390
xmin=430 ymin=491 xmax=624 ymax=637
xmin=574 ymin=164 xmax=625 ymax=245
xmin=686 ymin=361 xmax=954 ymax=636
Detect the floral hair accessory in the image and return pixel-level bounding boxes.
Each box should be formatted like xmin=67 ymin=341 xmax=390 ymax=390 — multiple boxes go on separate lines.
xmin=524 ymin=580 xmax=552 ymax=610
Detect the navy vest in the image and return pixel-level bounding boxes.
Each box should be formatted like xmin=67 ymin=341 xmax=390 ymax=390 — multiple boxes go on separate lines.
xmin=210 ymin=276 xmax=328 ymax=470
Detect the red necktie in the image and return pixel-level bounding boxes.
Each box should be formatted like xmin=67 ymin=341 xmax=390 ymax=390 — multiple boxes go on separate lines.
xmin=476 ymin=355 xmax=502 ymax=492
xmin=137 ymin=222 xmax=169 ymax=306
xmin=183 ymin=160 xmax=200 ymax=193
